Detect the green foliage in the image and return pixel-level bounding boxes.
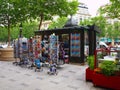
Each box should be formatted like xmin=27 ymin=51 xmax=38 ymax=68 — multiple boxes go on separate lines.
xmin=0 ymin=21 xmax=38 ymax=42
xmin=0 ymin=0 xmax=30 ymax=45
xmin=99 ymin=0 xmax=120 ymax=19
xmin=22 ymin=21 xmax=38 ymax=38
xmin=100 ymin=61 xmax=116 ymax=76
xmin=0 ymin=0 xmax=79 ymax=44
xmin=87 ymin=56 xmax=94 ymax=70
xmin=80 ymin=16 xmax=107 ymax=37
xmin=49 ymin=17 xmax=68 ymax=29
xmin=97 ymin=53 xmax=103 ymax=59
xmin=26 ymin=0 xmax=79 ymax=30
xmin=103 ymin=21 xmax=120 ymax=39
xmin=79 ymin=15 xmax=120 ymax=38
xmin=0 ymin=27 xmax=8 ymax=42
xmin=0 ymin=0 xmax=28 ymax=27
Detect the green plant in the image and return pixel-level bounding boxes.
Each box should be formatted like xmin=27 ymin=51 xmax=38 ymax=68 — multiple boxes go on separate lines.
xmin=99 ymin=61 xmax=116 ymax=76
xmin=87 ymin=55 xmax=94 ymax=70
xmin=97 ymin=53 xmax=103 ymax=59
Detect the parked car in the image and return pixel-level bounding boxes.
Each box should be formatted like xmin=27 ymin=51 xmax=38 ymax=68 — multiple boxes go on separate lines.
xmin=116 ymin=46 xmax=120 ymax=60
xmin=0 ymin=44 xmax=8 ymax=48
xmin=116 ymin=46 xmax=120 ymax=51
xmin=99 ymin=41 xmax=109 ymax=49
xmin=0 ymin=45 xmax=3 ymax=48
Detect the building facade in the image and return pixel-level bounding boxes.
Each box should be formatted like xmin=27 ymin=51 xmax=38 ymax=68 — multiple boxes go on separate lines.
xmin=41 ymin=20 xmax=52 ymax=30
xmin=74 ymin=2 xmax=91 ymax=25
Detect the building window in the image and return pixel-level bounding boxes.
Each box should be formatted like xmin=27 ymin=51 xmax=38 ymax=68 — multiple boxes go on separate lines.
xmin=80 ymin=18 xmax=82 ymax=21
xmin=44 ymin=24 xmax=47 ymax=27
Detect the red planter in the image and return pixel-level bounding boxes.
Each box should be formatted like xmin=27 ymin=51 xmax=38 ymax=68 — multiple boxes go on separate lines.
xmin=93 ymin=72 xmax=120 ymax=90
xmin=86 ymin=67 xmax=94 ymax=81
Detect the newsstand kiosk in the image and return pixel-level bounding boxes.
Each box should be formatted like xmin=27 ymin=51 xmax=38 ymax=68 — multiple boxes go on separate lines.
xmin=35 ymin=19 xmax=100 ymax=64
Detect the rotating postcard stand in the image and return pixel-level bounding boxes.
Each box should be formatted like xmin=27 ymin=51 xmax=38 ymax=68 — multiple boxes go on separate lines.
xmin=49 ymin=34 xmax=65 ymax=65
xmin=49 ymin=34 xmax=58 ymax=64
xmin=28 ymin=37 xmax=34 ymax=65
xmin=13 ymin=39 xmax=19 ymax=64
xmin=33 ymin=36 xmax=42 ymax=58
xmin=13 ymin=37 xmax=22 ymax=64
xmin=21 ymin=37 xmax=28 ymax=64
xmin=28 ymin=36 xmax=42 ymax=69
xmin=14 ymin=37 xmax=29 ymax=66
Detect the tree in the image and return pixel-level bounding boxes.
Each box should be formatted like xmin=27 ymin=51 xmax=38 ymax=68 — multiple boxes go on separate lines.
xmin=0 ymin=0 xmax=78 ymax=45
xmin=99 ymin=0 xmax=120 ymax=19
xmin=0 ymin=27 xmax=8 ymax=42
xmin=0 ymin=0 xmax=29 ymax=46
xmin=27 ymin=0 xmax=79 ymax=30
xmin=108 ymin=22 xmax=120 ymax=38
xmin=22 ymin=21 xmax=38 ymax=38
xmin=80 ymin=16 xmax=108 ymax=37
xmin=80 ymin=16 xmax=120 ymax=40
xmin=49 ymin=17 xmax=68 ymax=29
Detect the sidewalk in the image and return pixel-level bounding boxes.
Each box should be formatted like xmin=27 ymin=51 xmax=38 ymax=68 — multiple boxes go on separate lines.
xmin=0 ymin=61 xmax=107 ymax=90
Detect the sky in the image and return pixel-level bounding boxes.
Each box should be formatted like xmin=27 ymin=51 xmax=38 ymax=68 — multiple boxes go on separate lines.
xmin=78 ymin=0 xmax=110 ymax=17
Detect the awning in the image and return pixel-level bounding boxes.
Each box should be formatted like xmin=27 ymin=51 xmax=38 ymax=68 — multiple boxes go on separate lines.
xmin=100 ymin=38 xmax=108 ymax=42
xmin=107 ymin=38 xmax=112 ymax=42
xmin=114 ymin=38 xmax=120 ymax=42
xmin=100 ymin=38 xmax=112 ymax=42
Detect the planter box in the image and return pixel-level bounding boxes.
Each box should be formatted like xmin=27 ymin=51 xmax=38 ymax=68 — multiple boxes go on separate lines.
xmin=86 ymin=67 xmax=94 ymax=81
xmin=0 ymin=47 xmax=15 ymax=61
xmin=93 ymin=72 xmax=120 ymax=90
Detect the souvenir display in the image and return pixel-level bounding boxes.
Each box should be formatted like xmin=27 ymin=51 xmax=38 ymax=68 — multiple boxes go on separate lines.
xmin=13 ymin=37 xmax=29 ymax=66
xmin=33 ymin=36 xmax=42 ymax=58
xmin=13 ymin=34 xmax=66 ymax=75
xmin=58 ymin=42 xmax=65 ymax=64
xmin=49 ymin=34 xmax=59 ymax=63
xmin=21 ymin=37 xmax=28 ymax=60
xmin=41 ymin=38 xmax=49 ymax=62
xmin=13 ymin=39 xmax=19 ymax=58
xmin=28 ymin=37 xmax=34 ymax=61
xmin=70 ymin=33 xmax=80 ymax=57
xmin=18 ymin=37 xmax=23 ymax=59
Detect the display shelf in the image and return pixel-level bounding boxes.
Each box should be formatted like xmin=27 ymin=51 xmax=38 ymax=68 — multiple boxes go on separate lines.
xmin=49 ymin=34 xmax=58 ymax=63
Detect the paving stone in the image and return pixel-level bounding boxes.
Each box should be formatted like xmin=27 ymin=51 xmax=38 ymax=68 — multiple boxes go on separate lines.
xmin=15 ymin=71 xmax=21 ymax=73
xmin=61 ymin=75 xmax=69 ymax=78
xmin=9 ymin=79 xmax=16 ymax=82
xmin=36 ymin=77 xmax=44 ymax=80
xmin=76 ymin=78 xmax=84 ymax=81
xmin=0 ymin=75 xmax=6 ymax=78
xmin=20 ymin=83 xmax=29 ymax=87
xmin=50 ymin=80 xmax=59 ymax=84
xmin=8 ymin=69 xmax=13 ymax=71
xmin=35 ymin=88 xmax=41 ymax=90
xmin=68 ymin=70 xmax=76 ymax=73
xmin=67 ymin=85 xmax=79 ymax=90
xmin=24 ymin=73 xmax=32 ymax=76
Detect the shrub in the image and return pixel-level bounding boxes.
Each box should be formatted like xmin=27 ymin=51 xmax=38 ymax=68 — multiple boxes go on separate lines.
xmin=97 ymin=53 xmax=103 ymax=59
xmin=87 ymin=55 xmax=94 ymax=70
xmin=99 ymin=61 xmax=116 ymax=76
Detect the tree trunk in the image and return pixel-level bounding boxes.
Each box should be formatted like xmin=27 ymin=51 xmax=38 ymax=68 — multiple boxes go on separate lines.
xmin=38 ymin=14 xmax=44 ymax=30
xmin=7 ymin=15 xmax=10 ymax=47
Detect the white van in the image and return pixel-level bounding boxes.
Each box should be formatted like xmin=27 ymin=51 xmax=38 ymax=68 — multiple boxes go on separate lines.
xmin=97 ymin=41 xmax=108 ymax=49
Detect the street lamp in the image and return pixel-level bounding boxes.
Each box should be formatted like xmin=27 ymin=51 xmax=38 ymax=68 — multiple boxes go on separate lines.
xmin=19 ymin=23 xmax=22 ymax=38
